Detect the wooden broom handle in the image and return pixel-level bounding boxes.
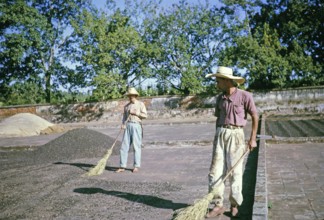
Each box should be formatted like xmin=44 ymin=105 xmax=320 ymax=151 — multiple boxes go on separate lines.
xmin=221 ymin=149 xmax=250 ymax=183
xmin=111 ymin=115 xmax=131 ymax=149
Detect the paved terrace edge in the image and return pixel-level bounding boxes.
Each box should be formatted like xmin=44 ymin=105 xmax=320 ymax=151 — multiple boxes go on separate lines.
xmin=252 ymin=114 xmax=268 ymax=219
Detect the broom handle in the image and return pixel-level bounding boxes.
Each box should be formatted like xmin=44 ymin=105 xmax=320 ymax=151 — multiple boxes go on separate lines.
xmin=211 ymin=149 xmax=250 ymax=190
xmin=108 ymin=115 xmax=131 ymax=151
xmin=109 ymin=128 xmax=123 ymax=150
xmin=221 ymin=148 xmax=250 ymax=184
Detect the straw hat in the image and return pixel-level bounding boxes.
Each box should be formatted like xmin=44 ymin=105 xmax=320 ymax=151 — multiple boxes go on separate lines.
xmin=125 ymin=87 xmax=139 ymax=96
xmin=205 ymin=66 xmax=245 ymax=85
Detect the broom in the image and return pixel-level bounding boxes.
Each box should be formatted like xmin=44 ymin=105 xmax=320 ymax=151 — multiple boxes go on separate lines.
xmin=82 ymin=116 xmax=130 ymax=177
xmin=172 ymin=148 xmax=250 ymax=220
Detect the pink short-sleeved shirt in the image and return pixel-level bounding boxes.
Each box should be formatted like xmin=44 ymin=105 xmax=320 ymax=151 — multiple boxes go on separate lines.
xmin=215 ymin=88 xmax=257 ymax=127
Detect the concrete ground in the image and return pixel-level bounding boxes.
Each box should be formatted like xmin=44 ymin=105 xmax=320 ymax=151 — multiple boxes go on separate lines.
xmin=0 ymin=118 xmax=256 ymax=220
xmin=266 ymin=143 xmax=324 ymax=220
xmin=0 ymin=117 xmax=323 ymax=219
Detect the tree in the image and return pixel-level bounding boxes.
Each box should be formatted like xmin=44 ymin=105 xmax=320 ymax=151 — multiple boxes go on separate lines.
xmin=252 ymin=0 xmax=323 ymax=69
xmin=70 ymin=3 xmax=160 ymax=100
xmin=223 ymin=24 xmax=291 ymax=89
xmin=221 ymin=0 xmax=323 ymax=89
xmin=0 ymin=2 xmax=47 ymax=103
xmin=145 ymin=0 xmax=244 ymax=95
xmin=0 ymin=0 xmax=92 ymax=104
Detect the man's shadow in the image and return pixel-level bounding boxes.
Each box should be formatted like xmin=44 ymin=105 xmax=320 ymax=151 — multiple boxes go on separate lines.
xmin=54 ymin=162 xmax=125 ymax=172
xmin=73 ymin=187 xmax=188 ymax=210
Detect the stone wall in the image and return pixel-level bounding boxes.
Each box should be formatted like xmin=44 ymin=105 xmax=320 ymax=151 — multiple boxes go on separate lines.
xmin=1 ymin=86 xmax=324 ymax=123
xmin=0 ymin=106 xmax=37 ymax=119
xmin=253 ymin=86 xmax=324 ymax=113
xmin=34 ymin=96 xmax=216 ymax=123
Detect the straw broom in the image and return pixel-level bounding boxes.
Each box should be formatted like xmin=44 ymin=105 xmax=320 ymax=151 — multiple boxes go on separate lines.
xmin=172 ymin=149 xmax=250 ymax=220
xmin=82 ymin=116 xmax=130 ymax=177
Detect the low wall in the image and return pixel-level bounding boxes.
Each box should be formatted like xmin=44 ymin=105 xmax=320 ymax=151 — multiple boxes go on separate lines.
xmin=1 ymin=86 xmax=324 ymax=123
xmin=33 ymin=96 xmax=216 ymax=123
xmin=253 ymin=86 xmax=324 ymax=113
xmin=0 ymin=106 xmax=37 ymax=119
xmin=252 ymin=115 xmax=268 ymax=219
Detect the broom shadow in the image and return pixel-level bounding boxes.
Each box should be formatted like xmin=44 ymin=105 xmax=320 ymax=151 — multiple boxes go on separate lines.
xmin=54 ymin=162 xmax=126 ymax=172
xmin=74 ymin=187 xmax=188 ymax=210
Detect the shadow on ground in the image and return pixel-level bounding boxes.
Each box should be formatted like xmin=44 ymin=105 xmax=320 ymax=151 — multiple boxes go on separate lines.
xmin=73 ymin=187 xmax=188 ymax=210
xmin=239 ymin=143 xmax=259 ymax=219
xmin=54 ymin=162 xmax=122 ymax=172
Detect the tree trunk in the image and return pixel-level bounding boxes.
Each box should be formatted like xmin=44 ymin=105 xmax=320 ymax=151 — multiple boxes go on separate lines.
xmin=45 ymin=71 xmax=51 ymax=103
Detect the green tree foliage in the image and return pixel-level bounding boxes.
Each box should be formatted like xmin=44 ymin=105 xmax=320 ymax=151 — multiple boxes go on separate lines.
xmin=224 ymin=24 xmax=291 ymax=89
xmin=70 ymin=3 xmax=159 ymax=101
xmin=0 ymin=0 xmax=92 ymax=104
xmin=252 ymin=0 xmax=323 ymax=71
xmin=222 ymin=0 xmax=323 ymax=89
xmin=1 ymin=0 xmax=322 ymax=106
xmin=144 ymin=0 xmax=244 ymax=95
xmin=3 ymin=81 xmax=46 ymax=105
xmin=0 ymin=2 xmax=47 ymax=103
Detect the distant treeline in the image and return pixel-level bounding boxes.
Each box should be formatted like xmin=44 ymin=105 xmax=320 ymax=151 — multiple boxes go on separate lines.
xmin=0 ymin=0 xmax=323 ymax=106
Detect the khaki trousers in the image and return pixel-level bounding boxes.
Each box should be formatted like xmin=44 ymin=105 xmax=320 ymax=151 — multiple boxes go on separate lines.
xmin=208 ymin=127 xmax=245 ymax=207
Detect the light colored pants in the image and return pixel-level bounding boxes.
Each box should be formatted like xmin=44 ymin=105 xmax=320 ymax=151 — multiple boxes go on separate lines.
xmin=119 ymin=122 xmax=142 ymax=168
xmin=208 ymin=127 xmax=245 ymax=207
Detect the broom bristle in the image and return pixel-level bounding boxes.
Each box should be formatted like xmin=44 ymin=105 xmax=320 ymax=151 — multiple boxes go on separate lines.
xmin=173 ymin=150 xmax=248 ymax=219
xmin=172 ymin=192 xmax=215 ymax=220
xmin=172 ymin=187 xmax=221 ymax=220
xmin=82 ymin=149 xmax=113 ymax=177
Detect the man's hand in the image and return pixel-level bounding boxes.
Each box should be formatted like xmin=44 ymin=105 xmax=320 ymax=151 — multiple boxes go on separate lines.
xmin=129 ymin=109 xmax=137 ymax=116
xmin=121 ymin=124 xmax=126 ymax=130
xmin=248 ymin=139 xmax=257 ymax=151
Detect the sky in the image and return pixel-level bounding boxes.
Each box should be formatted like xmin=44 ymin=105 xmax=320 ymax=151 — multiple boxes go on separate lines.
xmin=92 ymin=0 xmax=219 ymax=12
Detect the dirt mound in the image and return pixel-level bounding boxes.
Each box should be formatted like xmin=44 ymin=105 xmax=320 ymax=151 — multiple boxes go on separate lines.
xmin=0 ymin=113 xmax=54 ymax=137
xmin=0 ymin=128 xmax=122 ymax=170
xmin=34 ymin=128 xmax=121 ymax=165
xmin=40 ymin=124 xmax=67 ymax=135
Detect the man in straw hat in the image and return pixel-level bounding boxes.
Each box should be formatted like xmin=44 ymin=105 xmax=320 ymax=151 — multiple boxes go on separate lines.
xmin=115 ymin=87 xmax=147 ymax=173
xmin=205 ymin=66 xmax=259 ymax=217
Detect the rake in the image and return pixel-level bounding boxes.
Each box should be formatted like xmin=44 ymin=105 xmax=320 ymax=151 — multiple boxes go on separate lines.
xmin=82 ymin=116 xmax=130 ymax=177
xmin=172 ymin=148 xmax=250 ymax=220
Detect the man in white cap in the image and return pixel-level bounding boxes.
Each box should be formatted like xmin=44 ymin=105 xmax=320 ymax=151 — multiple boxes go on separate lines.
xmin=115 ymin=87 xmax=147 ymax=173
xmin=205 ymin=66 xmax=258 ymax=217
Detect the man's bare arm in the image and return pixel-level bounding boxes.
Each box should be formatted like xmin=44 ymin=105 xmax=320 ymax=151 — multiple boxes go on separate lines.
xmin=248 ymin=113 xmax=259 ymax=150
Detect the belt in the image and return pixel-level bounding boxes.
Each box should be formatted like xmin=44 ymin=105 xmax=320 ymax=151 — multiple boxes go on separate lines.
xmin=219 ymin=124 xmax=243 ymax=129
xmin=128 ymin=121 xmax=141 ymax=124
